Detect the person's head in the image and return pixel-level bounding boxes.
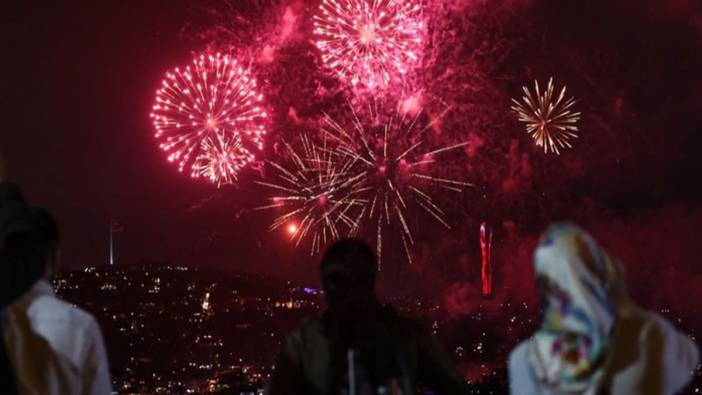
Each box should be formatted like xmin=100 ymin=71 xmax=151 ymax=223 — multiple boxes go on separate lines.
xmin=31 ymin=208 xmax=60 ymax=279
xmin=320 ymin=238 xmax=377 ymax=305
xmin=529 ymin=223 xmax=626 ymax=389
xmin=534 ymin=223 xmax=623 ymax=321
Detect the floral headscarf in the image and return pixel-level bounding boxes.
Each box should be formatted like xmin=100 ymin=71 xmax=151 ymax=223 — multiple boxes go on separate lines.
xmin=529 ymin=223 xmax=620 ymax=394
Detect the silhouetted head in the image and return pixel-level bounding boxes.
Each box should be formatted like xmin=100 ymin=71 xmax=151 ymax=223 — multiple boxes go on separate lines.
xmin=31 ymin=208 xmax=60 ymax=278
xmin=320 ymin=238 xmax=377 ymax=305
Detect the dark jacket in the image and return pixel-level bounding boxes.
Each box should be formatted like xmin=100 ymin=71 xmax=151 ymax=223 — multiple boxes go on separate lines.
xmin=267 ymin=304 xmax=466 ymax=395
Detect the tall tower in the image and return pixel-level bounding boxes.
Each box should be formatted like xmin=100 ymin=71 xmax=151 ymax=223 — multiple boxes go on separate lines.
xmin=109 ymin=220 xmax=124 ymax=265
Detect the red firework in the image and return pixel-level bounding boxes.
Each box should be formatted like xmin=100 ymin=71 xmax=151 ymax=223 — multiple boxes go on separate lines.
xmin=313 ymin=0 xmax=426 ymax=91
xmin=480 ymin=221 xmax=493 ymax=296
xmin=150 ymin=53 xmax=267 ymax=186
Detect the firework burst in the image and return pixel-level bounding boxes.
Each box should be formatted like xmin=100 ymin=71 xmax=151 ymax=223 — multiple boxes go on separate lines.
xmin=150 ymin=53 xmax=268 ymax=185
xmin=256 ymin=134 xmax=364 ymax=255
xmin=312 ymin=0 xmax=426 ymax=91
xmin=511 ymin=77 xmax=580 ymax=155
xmin=322 ymin=104 xmax=472 ymax=265
xmin=191 ymin=135 xmax=252 ymax=187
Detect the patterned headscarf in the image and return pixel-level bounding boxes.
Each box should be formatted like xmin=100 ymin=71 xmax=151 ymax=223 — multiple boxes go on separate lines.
xmin=529 ymin=223 xmax=620 ymax=394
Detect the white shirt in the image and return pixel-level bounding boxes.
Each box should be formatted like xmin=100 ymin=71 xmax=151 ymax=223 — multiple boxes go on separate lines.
xmin=2 ymin=280 xmax=111 ymax=395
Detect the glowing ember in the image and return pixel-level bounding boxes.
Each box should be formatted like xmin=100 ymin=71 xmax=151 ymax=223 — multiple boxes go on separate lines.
xmin=511 ymin=77 xmax=580 ymax=155
xmin=150 ymin=53 xmax=268 ymax=185
xmin=313 ymin=0 xmax=426 ymax=91
xmin=286 ymin=223 xmax=299 ymax=235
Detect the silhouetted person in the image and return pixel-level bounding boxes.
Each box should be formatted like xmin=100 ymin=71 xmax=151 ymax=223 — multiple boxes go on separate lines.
xmin=0 ymin=154 xmax=50 ymax=393
xmin=0 ymin=155 xmax=47 ymax=307
xmin=509 ymin=223 xmax=698 ymax=395
xmin=4 ymin=208 xmax=112 ymax=394
xmin=267 ymin=239 xmax=466 ymax=395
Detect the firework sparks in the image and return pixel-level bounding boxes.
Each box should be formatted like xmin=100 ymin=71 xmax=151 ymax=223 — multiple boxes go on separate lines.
xmin=312 ymin=0 xmax=425 ymax=91
xmin=256 ymin=134 xmax=364 ymax=255
xmin=150 ymin=53 xmax=268 ymax=185
xmin=191 ymin=135 xmax=252 ymax=188
xmin=511 ymin=77 xmax=580 ymax=155
xmin=322 ymin=104 xmax=473 ymax=265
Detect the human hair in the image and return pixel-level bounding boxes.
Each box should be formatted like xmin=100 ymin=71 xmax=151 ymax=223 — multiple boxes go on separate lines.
xmin=31 ymin=208 xmax=60 ymax=247
xmin=320 ymin=239 xmax=377 ymax=302
xmin=321 ymin=238 xmax=377 ymax=280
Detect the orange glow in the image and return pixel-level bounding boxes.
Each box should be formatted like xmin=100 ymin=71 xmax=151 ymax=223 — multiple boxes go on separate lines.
xmin=286 ymin=223 xmax=298 ymax=235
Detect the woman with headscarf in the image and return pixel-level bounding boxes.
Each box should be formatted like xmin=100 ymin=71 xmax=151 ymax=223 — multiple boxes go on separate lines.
xmin=509 ymin=223 xmax=698 ymax=395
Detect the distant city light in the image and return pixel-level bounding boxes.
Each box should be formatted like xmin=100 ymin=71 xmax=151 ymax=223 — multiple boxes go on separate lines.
xmin=202 ymin=292 xmax=211 ymax=311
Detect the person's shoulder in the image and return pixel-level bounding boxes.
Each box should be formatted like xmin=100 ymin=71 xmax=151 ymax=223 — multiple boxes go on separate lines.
xmin=286 ymin=315 xmax=325 ymax=344
xmin=508 ymin=339 xmax=531 ymax=368
xmin=382 ymin=306 xmax=422 ymax=329
xmin=68 ymin=303 xmax=102 ymax=334
xmin=297 ymin=315 xmax=324 ymax=332
xmin=642 ymin=310 xmax=678 ymax=332
xmin=627 ymin=309 xmax=679 ymax=342
xmin=280 ymin=315 xmax=327 ymax=364
xmin=29 ymin=293 xmax=101 ymax=335
xmin=635 ymin=310 xmax=697 ymax=352
xmin=628 ymin=309 xmax=700 ymax=391
xmin=22 ymin=292 xmax=105 ymax=369
xmin=508 ymin=339 xmax=536 ymax=393
xmin=382 ymin=308 xmax=441 ymax=346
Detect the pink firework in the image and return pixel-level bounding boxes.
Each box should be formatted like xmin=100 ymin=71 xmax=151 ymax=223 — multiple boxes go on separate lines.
xmin=313 ymin=0 xmax=425 ymax=91
xmin=150 ymin=53 xmax=267 ymax=185
xmin=191 ymin=135 xmax=252 ymax=188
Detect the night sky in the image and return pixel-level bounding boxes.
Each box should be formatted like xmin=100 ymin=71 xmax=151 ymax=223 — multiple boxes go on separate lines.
xmin=4 ymin=0 xmax=702 ymax=310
